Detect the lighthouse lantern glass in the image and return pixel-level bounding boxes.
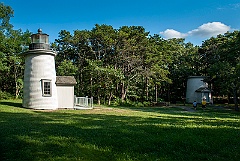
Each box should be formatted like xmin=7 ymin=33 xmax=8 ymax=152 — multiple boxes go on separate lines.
xmin=31 ymin=34 xmax=49 ymax=44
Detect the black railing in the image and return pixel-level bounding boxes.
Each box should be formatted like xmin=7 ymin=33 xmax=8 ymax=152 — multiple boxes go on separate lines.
xmin=29 ymin=43 xmax=50 ymax=50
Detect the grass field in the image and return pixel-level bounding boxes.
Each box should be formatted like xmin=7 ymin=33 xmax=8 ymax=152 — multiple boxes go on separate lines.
xmin=0 ymin=99 xmax=240 ymax=161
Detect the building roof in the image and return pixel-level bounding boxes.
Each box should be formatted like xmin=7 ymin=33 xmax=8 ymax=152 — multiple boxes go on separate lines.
xmin=195 ymin=87 xmax=211 ymax=93
xmin=56 ymin=76 xmax=77 ymax=86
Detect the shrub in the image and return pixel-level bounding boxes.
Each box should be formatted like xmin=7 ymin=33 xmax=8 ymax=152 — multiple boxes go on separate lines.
xmin=111 ymin=98 xmax=151 ymax=107
xmin=143 ymin=101 xmax=151 ymax=107
xmin=0 ymin=90 xmax=14 ymax=100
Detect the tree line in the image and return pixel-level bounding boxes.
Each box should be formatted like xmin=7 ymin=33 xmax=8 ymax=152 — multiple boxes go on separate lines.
xmin=0 ymin=3 xmax=239 ymax=110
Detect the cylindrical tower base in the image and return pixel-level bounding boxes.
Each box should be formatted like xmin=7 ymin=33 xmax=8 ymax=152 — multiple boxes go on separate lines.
xmin=186 ymin=76 xmax=207 ymax=104
xmin=22 ymin=49 xmax=58 ymax=110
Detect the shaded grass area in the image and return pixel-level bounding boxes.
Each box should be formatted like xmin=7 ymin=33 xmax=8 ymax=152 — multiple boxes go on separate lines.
xmin=0 ymin=100 xmax=240 ymax=161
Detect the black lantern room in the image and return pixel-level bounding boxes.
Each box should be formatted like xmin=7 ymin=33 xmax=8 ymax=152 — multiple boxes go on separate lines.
xmin=29 ymin=29 xmax=50 ymax=50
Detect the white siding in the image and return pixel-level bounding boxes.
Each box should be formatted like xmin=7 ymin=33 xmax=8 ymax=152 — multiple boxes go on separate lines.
xmin=57 ymin=86 xmax=74 ymax=108
xmin=22 ymin=51 xmax=58 ymax=110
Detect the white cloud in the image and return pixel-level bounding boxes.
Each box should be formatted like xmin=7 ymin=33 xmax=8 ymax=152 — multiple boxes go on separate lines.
xmin=231 ymin=3 xmax=240 ymax=9
xmin=160 ymin=22 xmax=231 ymax=41
xmin=218 ymin=3 xmax=240 ymax=10
xmin=188 ymin=22 xmax=230 ymax=37
xmin=159 ymin=29 xmax=187 ymax=39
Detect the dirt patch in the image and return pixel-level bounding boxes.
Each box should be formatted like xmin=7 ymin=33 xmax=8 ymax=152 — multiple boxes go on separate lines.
xmin=174 ymin=106 xmax=196 ymax=112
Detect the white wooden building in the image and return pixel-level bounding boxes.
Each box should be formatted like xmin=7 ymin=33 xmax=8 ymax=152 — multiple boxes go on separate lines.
xmin=56 ymin=76 xmax=77 ymax=109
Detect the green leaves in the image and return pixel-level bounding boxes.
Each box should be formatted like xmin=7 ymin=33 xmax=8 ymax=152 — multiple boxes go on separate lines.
xmin=57 ymin=60 xmax=78 ymax=76
xmin=54 ymin=24 xmax=205 ymax=104
xmin=200 ymin=31 xmax=240 ymax=110
xmin=0 ymin=4 xmax=31 ymax=98
xmin=0 ymin=3 xmax=13 ymax=30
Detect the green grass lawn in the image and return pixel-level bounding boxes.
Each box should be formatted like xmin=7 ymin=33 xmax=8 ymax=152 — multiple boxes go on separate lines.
xmin=0 ymin=100 xmax=240 ymax=161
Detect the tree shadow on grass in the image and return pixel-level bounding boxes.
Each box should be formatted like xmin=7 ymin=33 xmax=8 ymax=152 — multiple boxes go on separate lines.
xmin=0 ymin=100 xmax=22 ymax=108
xmin=0 ymin=102 xmax=240 ymax=161
xmin=113 ymin=105 xmax=240 ymax=120
xmin=0 ymin=104 xmax=240 ymax=161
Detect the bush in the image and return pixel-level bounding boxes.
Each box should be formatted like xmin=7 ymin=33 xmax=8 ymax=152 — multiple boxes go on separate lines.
xmin=136 ymin=102 xmax=144 ymax=107
xmin=111 ymin=98 xmax=152 ymax=107
xmin=157 ymin=98 xmax=164 ymax=102
xmin=0 ymin=90 xmax=14 ymax=100
xmin=111 ymin=97 xmax=122 ymax=106
xmin=143 ymin=101 xmax=151 ymax=107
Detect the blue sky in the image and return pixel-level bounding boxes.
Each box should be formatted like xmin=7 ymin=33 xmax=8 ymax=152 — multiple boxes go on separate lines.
xmin=2 ymin=0 xmax=240 ymax=45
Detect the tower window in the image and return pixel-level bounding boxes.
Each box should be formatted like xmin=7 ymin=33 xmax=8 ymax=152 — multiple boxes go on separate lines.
xmin=42 ymin=79 xmax=52 ymax=97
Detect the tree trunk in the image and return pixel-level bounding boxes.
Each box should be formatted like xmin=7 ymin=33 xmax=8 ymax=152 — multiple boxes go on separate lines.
xmin=98 ymin=96 xmax=101 ymax=105
xmin=155 ymin=84 xmax=158 ymax=102
xmin=14 ymin=65 xmax=18 ymax=99
xmin=233 ymin=86 xmax=239 ymax=111
xmin=121 ymin=81 xmax=127 ymax=101
xmin=97 ymin=88 xmax=101 ymax=105
xmin=167 ymin=84 xmax=171 ymax=103
xmin=121 ymin=82 xmax=125 ymax=101
xmin=145 ymin=77 xmax=149 ymax=101
xmin=108 ymin=91 xmax=113 ymax=105
xmin=90 ymin=76 xmax=93 ymax=97
xmin=15 ymin=83 xmax=19 ymax=99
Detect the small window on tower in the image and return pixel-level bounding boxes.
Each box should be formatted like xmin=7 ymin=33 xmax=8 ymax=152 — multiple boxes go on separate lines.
xmin=42 ymin=79 xmax=52 ymax=97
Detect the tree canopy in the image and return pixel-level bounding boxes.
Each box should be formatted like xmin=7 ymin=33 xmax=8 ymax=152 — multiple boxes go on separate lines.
xmin=0 ymin=3 xmax=31 ymax=99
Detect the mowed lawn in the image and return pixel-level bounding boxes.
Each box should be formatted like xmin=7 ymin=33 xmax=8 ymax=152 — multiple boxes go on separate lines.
xmin=0 ymin=100 xmax=240 ymax=161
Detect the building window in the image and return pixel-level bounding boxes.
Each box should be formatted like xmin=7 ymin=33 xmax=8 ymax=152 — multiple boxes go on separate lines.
xmin=42 ymin=79 xmax=52 ymax=97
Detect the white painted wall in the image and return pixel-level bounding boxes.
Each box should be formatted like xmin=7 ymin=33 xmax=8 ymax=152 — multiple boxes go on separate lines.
xmin=57 ymin=86 xmax=74 ymax=108
xmin=22 ymin=50 xmax=58 ymax=110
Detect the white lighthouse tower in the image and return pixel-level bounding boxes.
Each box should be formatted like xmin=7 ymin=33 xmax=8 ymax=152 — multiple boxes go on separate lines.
xmin=22 ymin=29 xmax=58 ymax=110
